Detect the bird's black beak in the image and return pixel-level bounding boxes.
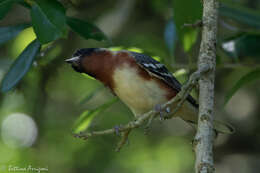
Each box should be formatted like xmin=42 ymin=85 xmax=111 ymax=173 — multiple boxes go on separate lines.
xmin=65 ymin=56 xmax=84 ymax=73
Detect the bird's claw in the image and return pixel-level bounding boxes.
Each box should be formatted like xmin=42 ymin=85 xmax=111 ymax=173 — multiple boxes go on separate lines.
xmin=154 ymin=104 xmax=171 ymax=120
xmin=154 ymin=104 xmax=164 ymax=120
xmin=114 ymin=125 xmax=122 ymax=136
xmin=72 ymin=131 xmax=88 ymax=140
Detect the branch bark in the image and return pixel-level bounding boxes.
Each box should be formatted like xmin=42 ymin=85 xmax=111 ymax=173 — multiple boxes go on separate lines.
xmin=194 ymin=0 xmax=218 ymax=173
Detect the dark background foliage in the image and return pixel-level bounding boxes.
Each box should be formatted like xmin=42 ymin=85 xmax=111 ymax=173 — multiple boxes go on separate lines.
xmin=0 ymin=0 xmax=260 ymax=172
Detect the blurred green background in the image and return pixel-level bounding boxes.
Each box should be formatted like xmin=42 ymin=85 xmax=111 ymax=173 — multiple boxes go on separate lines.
xmin=0 ymin=0 xmax=260 ymax=172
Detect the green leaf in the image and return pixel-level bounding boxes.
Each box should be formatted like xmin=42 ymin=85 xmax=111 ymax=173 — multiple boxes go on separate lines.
xmin=224 ymin=69 xmax=260 ymax=105
xmin=221 ymin=33 xmax=260 ymax=58
xmin=219 ymin=2 xmax=260 ymax=29
xmin=0 ymin=0 xmax=15 ymax=20
xmin=1 ymin=39 xmax=41 ymax=92
xmin=66 ymin=17 xmax=107 ymax=41
xmin=72 ymin=98 xmax=118 ymax=133
xmin=172 ymin=0 xmax=202 ymax=49
xmin=183 ymin=30 xmax=198 ymax=52
xmin=30 ymin=0 xmax=66 ymax=44
xmin=0 ymin=23 xmax=30 ymax=45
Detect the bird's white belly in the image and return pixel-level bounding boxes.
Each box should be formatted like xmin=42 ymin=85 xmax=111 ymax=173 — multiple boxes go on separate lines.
xmin=112 ymin=65 xmax=169 ymax=116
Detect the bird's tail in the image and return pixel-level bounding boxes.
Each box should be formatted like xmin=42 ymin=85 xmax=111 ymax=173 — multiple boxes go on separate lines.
xmin=212 ymin=120 xmax=235 ymax=134
xmin=186 ymin=119 xmax=235 ymax=134
xmin=178 ymin=102 xmax=235 ymax=134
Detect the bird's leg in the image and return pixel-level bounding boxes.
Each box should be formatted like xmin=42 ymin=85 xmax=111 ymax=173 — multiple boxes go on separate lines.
xmin=113 ymin=125 xmax=123 ymax=136
xmin=72 ymin=131 xmax=89 ymax=140
xmin=164 ymin=106 xmax=171 ymax=119
xmin=144 ymin=104 xmax=163 ymax=133
xmin=154 ymin=104 xmax=172 ymax=120
xmin=154 ymin=104 xmax=165 ymax=121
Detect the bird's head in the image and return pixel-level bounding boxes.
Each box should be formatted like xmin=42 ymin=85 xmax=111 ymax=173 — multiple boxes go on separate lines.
xmin=66 ymin=48 xmax=102 ymax=73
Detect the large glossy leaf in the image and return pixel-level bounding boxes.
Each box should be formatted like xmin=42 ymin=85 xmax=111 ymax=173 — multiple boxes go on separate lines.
xmin=224 ymin=69 xmax=260 ymax=105
xmin=1 ymin=39 xmax=41 ymax=92
xmin=72 ymin=98 xmax=118 ymax=133
xmin=221 ymin=33 xmax=260 ymax=58
xmin=219 ymin=2 xmax=260 ymax=29
xmin=30 ymin=0 xmax=66 ymax=44
xmin=66 ymin=17 xmax=107 ymax=41
xmin=172 ymin=0 xmax=202 ymax=47
xmin=0 ymin=23 xmax=30 ymax=45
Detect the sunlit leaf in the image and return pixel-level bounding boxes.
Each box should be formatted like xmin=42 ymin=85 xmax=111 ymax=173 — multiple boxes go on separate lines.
xmin=221 ymin=33 xmax=260 ymax=59
xmin=66 ymin=17 xmax=107 ymax=41
xmin=1 ymin=39 xmax=41 ymax=92
xmin=72 ymin=98 xmax=118 ymax=133
xmin=164 ymin=19 xmax=177 ymax=56
xmin=224 ymin=69 xmax=260 ymax=105
xmin=173 ymin=68 xmax=188 ymax=78
xmin=219 ymin=2 xmax=260 ymax=29
xmin=30 ymin=0 xmax=66 ymax=44
xmin=0 ymin=23 xmax=30 ymax=46
xmin=172 ymin=0 xmax=202 ymax=49
xmin=10 ymin=27 xmax=36 ymax=58
xmin=183 ymin=30 xmax=198 ymax=52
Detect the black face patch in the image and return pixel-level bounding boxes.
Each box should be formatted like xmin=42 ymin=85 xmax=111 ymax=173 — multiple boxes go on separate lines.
xmin=71 ymin=63 xmax=84 ymax=73
xmin=66 ymin=56 xmax=84 ymax=73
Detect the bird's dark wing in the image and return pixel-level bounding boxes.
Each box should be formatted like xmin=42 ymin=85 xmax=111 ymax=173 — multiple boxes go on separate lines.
xmin=129 ymin=51 xmax=198 ymax=108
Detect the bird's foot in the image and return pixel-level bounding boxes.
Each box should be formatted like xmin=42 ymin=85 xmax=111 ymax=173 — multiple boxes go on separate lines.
xmin=154 ymin=104 xmax=171 ymax=120
xmin=154 ymin=104 xmax=165 ymax=121
xmin=114 ymin=125 xmax=123 ymax=136
xmin=72 ymin=131 xmax=88 ymax=140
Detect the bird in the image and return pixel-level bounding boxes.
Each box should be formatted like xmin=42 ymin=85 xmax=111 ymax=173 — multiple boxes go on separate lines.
xmin=66 ymin=48 xmax=234 ymax=134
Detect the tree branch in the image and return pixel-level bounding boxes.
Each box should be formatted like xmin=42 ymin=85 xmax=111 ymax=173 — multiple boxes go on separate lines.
xmin=73 ymin=67 xmax=209 ymax=150
xmin=194 ymin=0 xmax=218 ymax=173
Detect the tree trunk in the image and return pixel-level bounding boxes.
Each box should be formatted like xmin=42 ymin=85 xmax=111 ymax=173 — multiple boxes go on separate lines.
xmin=194 ymin=0 xmax=218 ymax=173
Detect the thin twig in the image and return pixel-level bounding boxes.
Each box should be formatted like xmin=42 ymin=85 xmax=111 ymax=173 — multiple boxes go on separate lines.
xmin=183 ymin=20 xmax=203 ymax=28
xmin=115 ymin=129 xmax=131 ymax=152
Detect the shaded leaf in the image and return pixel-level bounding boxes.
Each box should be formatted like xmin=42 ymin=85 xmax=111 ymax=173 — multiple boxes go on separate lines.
xmin=0 ymin=23 xmax=30 ymax=45
xmin=172 ymin=0 xmax=202 ymax=48
xmin=224 ymin=69 xmax=260 ymax=105
xmin=30 ymin=0 xmax=66 ymax=44
xmin=1 ymin=39 xmax=41 ymax=92
xmin=17 ymin=1 xmax=31 ymax=9
xmin=72 ymin=98 xmax=118 ymax=133
xmin=0 ymin=0 xmax=16 ymax=20
xmin=164 ymin=19 xmax=178 ymax=56
xmin=219 ymin=2 xmax=260 ymax=29
xmin=66 ymin=17 xmax=107 ymax=41
xmin=221 ymin=33 xmax=260 ymax=58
